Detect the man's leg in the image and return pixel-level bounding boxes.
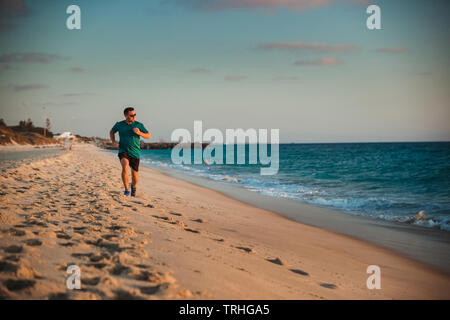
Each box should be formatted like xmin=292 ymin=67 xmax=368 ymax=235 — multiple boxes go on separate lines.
xmin=120 ymin=158 xmax=130 ymax=190
xmin=131 ymin=168 xmax=138 ymax=189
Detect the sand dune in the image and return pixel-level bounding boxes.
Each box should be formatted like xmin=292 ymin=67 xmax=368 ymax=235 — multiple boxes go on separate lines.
xmin=0 ymin=144 xmax=449 ymax=299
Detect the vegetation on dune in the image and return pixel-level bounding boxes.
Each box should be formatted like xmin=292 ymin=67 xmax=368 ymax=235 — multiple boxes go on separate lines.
xmin=0 ymin=118 xmax=58 ymax=146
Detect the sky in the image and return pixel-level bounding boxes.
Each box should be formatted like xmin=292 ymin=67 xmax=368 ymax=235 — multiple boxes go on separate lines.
xmin=0 ymin=0 xmax=449 ymax=143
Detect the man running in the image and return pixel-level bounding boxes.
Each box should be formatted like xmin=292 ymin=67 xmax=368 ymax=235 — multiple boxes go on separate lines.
xmin=110 ymin=106 xmax=150 ymax=196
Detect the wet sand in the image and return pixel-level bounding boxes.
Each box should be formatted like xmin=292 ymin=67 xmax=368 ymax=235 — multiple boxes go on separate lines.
xmin=159 ymin=168 xmax=450 ymax=274
xmin=0 ymin=147 xmax=65 ymax=172
xmin=0 ymin=143 xmax=449 ymax=299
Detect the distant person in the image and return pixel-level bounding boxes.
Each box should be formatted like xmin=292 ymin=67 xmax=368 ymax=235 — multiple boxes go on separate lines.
xmin=110 ymin=106 xmax=150 ymax=196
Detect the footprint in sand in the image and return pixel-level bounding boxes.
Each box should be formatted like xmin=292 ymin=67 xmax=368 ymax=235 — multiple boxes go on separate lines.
xmin=0 ymin=260 xmax=19 ymax=273
xmin=86 ymin=238 xmax=129 ymax=254
xmin=48 ymin=292 xmax=69 ymax=300
xmin=12 ymin=224 xmax=27 ymax=231
xmin=90 ymin=253 xmax=110 ymax=262
xmin=73 ymin=226 xmax=87 ymax=234
xmin=184 ymin=228 xmax=200 ymax=234
xmin=109 ymin=264 xmax=131 ymax=276
xmin=86 ymin=263 xmax=108 ymax=269
xmin=4 ymin=255 xmax=21 ymax=262
xmin=24 ymin=239 xmax=43 ymax=246
xmin=320 ymin=283 xmax=337 ymax=289
xmin=102 ymin=234 xmax=119 ymax=241
xmin=25 ymin=220 xmax=47 ymax=228
xmin=139 ymin=284 xmax=161 ymax=295
xmin=152 ymin=215 xmax=168 ymax=221
xmin=56 ymin=233 xmax=71 ymax=240
xmin=113 ymin=289 xmax=144 ymax=300
xmin=134 ymin=264 xmax=152 ymax=270
xmin=133 ymin=270 xmax=177 ymax=287
xmin=71 ymin=252 xmax=93 ymax=259
xmin=4 ymin=245 xmax=23 ymax=254
xmin=266 ymin=257 xmax=310 ymax=276
xmin=58 ymin=241 xmax=76 ymax=247
xmin=152 ymin=215 xmax=187 ymax=228
xmin=235 ymin=246 xmax=254 ymax=253
xmin=83 ymin=276 xmax=101 ymax=286
xmin=191 ymin=218 xmax=203 ymax=223
xmin=266 ymin=257 xmax=284 ymax=265
xmin=9 ymin=228 xmax=26 ymax=237
xmin=290 ymin=269 xmax=309 ymax=276
xmin=106 ymin=224 xmax=126 ymax=231
xmin=3 ymin=279 xmax=35 ymax=291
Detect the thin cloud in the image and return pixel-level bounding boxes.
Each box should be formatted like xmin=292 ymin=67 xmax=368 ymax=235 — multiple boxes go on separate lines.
xmin=59 ymin=92 xmax=95 ymax=97
xmin=258 ymin=41 xmax=360 ymax=53
xmin=10 ymin=84 xmax=49 ymax=91
xmin=273 ymin=75 xmax=299 ymax=80
xmin=224 ymin=75 xmax=248 ymax=81
xmin=0 ymin=52 xmax=69 ymax=64
xmin=0 ymin=0 xmax=29 ymax=33
xmin=0 ymin=21 xmax=15 ymax=32
xmin=0 ymin=0 xmax=28 ymax=17
xmin=189 ymin=67 xmax=211 ymax=74
xmin=69 ymin=66 xmax=85 ymax=73
xmin=173 ymin=0 xmax=333 ymax=12
xmin=375 ymin=47 xmax=408 ymax=54
xmin=42 ymin=101 xmax=80 ymax=107
xmin=171 ymin=0 xmax=368 ymax=12
xmin=294 ymin=57 xmax=343 ymax=66
xmin=352 ymin=0 xmax=372 ymax=5
xmin=0 ymin=64 xmax=11 ymax=74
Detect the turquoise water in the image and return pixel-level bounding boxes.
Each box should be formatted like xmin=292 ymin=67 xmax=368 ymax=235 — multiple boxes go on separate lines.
xmin=110 ymin=142 xmax=450 ymax=231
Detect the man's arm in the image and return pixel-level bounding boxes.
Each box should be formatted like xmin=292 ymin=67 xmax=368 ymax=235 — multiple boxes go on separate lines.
xmin=109 ymin=130 xmax=118 ymax=147
xmin=133 ymin=128 xmax=150 ymax=140
xmin=141 ymin=131 xmax=151 ymax=139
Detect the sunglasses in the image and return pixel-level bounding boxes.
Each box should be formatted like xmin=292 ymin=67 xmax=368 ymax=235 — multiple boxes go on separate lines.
xmin=128 ymin=113 xmax=136 ymax=117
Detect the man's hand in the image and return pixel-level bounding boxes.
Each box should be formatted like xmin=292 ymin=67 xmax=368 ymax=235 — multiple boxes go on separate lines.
xmin=113 ymin=141 xmax=119 ymax=148
xmin=133 ymin=127 xmax=150 ymax=139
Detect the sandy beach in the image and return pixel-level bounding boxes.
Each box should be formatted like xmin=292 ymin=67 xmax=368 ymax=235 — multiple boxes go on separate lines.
xmin=0 ymin=143 xmax=449 ymax=299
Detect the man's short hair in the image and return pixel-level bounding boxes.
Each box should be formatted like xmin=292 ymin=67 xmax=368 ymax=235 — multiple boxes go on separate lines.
xmin=124 ymin=106 xmax=134 ymax=115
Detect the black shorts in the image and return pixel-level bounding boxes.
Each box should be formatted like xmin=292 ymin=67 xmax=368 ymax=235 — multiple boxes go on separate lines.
xmin=118 ymin=152 xmax=140 ymax=172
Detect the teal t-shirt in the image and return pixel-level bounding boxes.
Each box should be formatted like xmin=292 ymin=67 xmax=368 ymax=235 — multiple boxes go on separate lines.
xmin=111 ymin=120 xmax=149 ymax=159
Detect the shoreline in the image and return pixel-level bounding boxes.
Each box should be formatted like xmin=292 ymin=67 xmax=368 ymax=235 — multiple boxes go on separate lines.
xmin=0 ymin=144 xmax=64 ymax=152
xmin=147 ymin=164 xmax=450 ymax=275
xmin=1 ymin=143 xmax=449 ymax=299
xmin=98 ymin=148 xmax=450 ymax=274
xmin=93 ymin=145 xmax=450 ymax=298
xmin=0 ymin=146 xmax=67 ymax=172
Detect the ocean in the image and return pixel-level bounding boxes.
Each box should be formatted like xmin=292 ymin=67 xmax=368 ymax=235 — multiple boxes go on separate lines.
xmin=109 ymin=142 xmax=450 ymax=231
